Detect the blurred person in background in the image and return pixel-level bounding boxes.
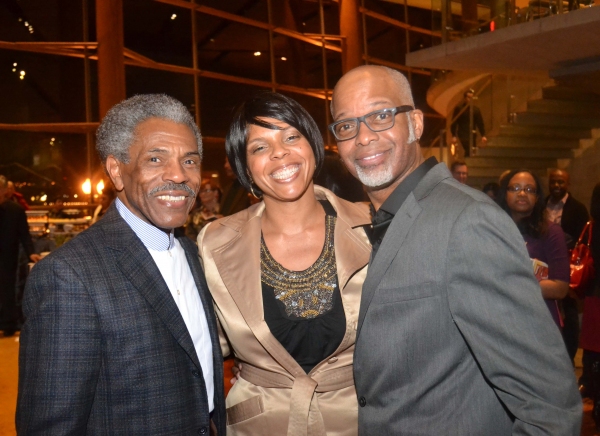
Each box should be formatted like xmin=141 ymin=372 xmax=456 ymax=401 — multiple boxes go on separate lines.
xmin=450 ymin=160 xmax=468 ymax=184
xmin=497 ymin=169 xmax=570 ymax=328
xmin=0 ymin=175 xmax=40 ymax=337
xmin=220 ymin=157 xmax=250 ymax=216
xmin=578 ymin=182 xmax=600 ymax=428
xmin=185 ymin=178 xmax=222 ymax=241
xmin=91 ymin=186 xmax=117 ymax=224
xmin=482 ymin=181 xmax=500 ymax=202
xmin=451 ymin=88 xmax=487 ymax=157
xmin=6 ymin=181 xmax=30 ymax=210
xmin=545 ymin=169 xmax=589 ymax=366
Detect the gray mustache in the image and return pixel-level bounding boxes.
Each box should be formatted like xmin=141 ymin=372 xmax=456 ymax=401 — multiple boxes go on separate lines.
xmin=149 ymin=183 xmax=196 ymax=197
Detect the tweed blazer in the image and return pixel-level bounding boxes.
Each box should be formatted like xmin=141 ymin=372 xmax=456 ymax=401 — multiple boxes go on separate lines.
xmin=354 ymin=163 xmax=582 ymax=435
xmin=17 ymin=205 xmax=226 ymax=435
xmin=198 ymin=186 xmax=371 ymax=436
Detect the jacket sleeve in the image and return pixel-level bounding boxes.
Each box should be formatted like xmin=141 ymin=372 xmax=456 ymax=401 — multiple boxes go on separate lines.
xmin=17 ymin=256 xmax=101 ymax=435
xmin=446 ymin=200 xmax=582 ymax=435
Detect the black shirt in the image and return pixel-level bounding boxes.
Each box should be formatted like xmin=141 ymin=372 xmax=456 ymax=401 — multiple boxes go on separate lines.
xmin=262 ymin=201 xmax=345 ymax=373
xmin=367 ymin=157 xmax=438 ymax=259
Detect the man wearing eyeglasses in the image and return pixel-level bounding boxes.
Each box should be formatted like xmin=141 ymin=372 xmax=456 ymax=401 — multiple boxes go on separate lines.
xmin=329 ymin=65 xmax=581 ymax=435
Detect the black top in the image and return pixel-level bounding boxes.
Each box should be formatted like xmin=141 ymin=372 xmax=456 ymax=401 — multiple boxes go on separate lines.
xmin=262 ymin=201 xmax=345 ymax=373
xmin=367 ymin=157 xmax=438 ymax=259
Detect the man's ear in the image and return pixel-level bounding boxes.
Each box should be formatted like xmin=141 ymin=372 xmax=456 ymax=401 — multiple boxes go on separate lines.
xmin=411 ymin=109 xmax=424 ymax=140
xmin=106 ymin=156 xmax=124 ymax=192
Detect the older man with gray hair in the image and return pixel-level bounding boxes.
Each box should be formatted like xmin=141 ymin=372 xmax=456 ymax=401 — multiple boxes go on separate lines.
xmin=17 ymin=94 xmax=225 ymax=435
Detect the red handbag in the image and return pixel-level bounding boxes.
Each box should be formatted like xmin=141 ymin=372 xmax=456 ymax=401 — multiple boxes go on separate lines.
xmin=570 ymin=220 xmax=595 ymax=298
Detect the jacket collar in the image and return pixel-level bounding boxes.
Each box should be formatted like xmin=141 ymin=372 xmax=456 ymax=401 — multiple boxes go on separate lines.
xmin=210 ymin=185 xmax=371 ymax=376
xmin=98 ymin=205 xmax=203 ymax=370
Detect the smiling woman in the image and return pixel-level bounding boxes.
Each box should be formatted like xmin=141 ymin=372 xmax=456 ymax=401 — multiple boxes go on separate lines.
xmin=197 ymin=92 xmax=371 ymax=436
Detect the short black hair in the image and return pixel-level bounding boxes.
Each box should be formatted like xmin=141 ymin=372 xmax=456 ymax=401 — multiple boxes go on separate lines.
xmin=497 ymin=169 xmax=547 ymax=238
xmin=225 ymin=91 xmax=324 ymax=197
xmin=450 ymin=160 xmax=467 ymax=172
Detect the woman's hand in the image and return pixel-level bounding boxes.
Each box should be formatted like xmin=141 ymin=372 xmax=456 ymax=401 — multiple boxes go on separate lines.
xmin=230 ymin=362 xmax=242 ymax=386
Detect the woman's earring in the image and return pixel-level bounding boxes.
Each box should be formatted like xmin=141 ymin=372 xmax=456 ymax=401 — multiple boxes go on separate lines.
xmin=250 ymin=185 xmax=260 ymax=200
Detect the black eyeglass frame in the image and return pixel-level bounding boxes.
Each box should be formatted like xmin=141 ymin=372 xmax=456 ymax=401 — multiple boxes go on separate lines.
xmin=328 ymin=105 xmax=414 ymax=141
xmin=507 ymin=185 xmax=538 ymax=195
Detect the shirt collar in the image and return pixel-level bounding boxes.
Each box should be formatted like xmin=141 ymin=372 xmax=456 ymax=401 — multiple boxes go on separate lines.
xmin=376 ymin=156 xmax=438 ymax=217
xmin=115 ymin=198 xmax=175 ymax=251
xmin=548 ymin=192 xmax=569 ymax=207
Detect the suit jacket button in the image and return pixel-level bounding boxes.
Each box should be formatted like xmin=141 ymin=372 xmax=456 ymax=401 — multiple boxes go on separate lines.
xmin=359 ymin=396 xmax=367 ymax=407
xmin=192 ymin=370 xmax=200 ymax=378
xmin=198 ymin=426 xmax=208 ymax=434
xmin=328 ymin=356 xmax=338 ymax=364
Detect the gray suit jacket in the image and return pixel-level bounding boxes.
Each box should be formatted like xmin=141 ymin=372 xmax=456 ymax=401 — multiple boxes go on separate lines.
xmin=354 ymin=163 xmax=582 ymax=435
xmin=17 ymin=205 xmax=225 ymax=435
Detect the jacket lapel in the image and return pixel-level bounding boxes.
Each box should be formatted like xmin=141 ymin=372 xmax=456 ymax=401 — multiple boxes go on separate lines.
xmin=356 ymin=163 xmax=450 ymax=336
xmin=356 ymin=195 xmax=422 ymax=335
xmin=102 ymin=207 xmax=202 ymax=370
xmin=210 ymin=204 xmax=306 ymax=377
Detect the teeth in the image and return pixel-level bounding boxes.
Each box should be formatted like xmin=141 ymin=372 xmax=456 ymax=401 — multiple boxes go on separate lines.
xmin=271 ymin=165 xmax=299 ymax=180
xmin=157 ymin=195 xmax=186 ymax=201
xmin=361 ymin=152 xmax=383 ymax=161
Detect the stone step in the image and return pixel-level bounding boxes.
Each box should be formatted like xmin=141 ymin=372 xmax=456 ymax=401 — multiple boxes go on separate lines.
xmin=527 ymin=99 xmax=600 ymax=116
xmin=487 ymin=136 xmax=580 ymax=148
xmin=477 ymin=146 xmax=573 ymax=159
xmin=512 ymin=112 xmax=600 ymax=129
xmin=499 ymin=124 xmax=592 ymax=139
xmin=542 ymin=86 xmax=600 ymax=102
xmin=465 ymin=156 xmax=557 ymax=169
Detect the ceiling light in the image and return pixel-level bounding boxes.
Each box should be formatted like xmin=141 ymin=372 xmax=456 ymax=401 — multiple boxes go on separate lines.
xmin=171 ymin=14 xmax=177 ymax=20
xmin=13 ymin=62 xmax=17 ymax=66
xmin=254 ymin=51 xmax=261 ymax=56
xmin=281 ymin=57 xmax=287 ymax=61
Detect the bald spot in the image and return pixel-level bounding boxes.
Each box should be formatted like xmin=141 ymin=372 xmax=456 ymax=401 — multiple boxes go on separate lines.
xmin=331 ymin=65 xmax=414 ymax=117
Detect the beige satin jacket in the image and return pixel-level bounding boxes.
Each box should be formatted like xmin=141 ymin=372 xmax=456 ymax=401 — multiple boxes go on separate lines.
xmin=198 ymin=186 xmax=371 ymax=436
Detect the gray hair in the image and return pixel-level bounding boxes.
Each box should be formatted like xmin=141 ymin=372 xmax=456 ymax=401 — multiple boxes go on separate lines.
xmin=96 ymin=94 xmax=202 ymax=164
xmin=331 ymin=65 xmax=415 ymax=116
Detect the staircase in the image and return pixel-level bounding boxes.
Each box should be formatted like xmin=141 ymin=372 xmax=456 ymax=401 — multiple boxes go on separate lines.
xmin=466 ymin=85 xmax=600 ymax=189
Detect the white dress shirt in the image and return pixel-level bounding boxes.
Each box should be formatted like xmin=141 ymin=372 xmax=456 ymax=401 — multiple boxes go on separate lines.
xmin=116 ymin=198 xmax=214 ymax=412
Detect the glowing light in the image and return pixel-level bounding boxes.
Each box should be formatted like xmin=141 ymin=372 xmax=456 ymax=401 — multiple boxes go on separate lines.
xmin=82 ymin=178 xmax=92 ymax=195
xmin=490 ymin=21 xmax=495 ymax=31
xmin=30 ymin=196 xmax=35 ymax=202
xmin=13 ymin=63 xmax=17 ymax=66
xmin=12 ymin=68 xmax=16 ymax=72
xmin=96 ymin=180 xmax=105 ymax=195
xmin=254 ymin=51 xmax=261 ymax=56
xmin=40 ymin=194 xmax=47 ymax=202
xmin=24 ymin=21 xmax=29 ymax=26
xmin=74 ymin=194 xmax=78 ymax=198
xmin=280 ymin=57 xmax=287 ymax=61
xmin=171 ymin=14 xmax=177 ymax=20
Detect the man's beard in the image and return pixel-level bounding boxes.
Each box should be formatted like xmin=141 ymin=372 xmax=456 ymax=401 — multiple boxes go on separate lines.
xmin=354 ymin=115 xmax=417 ymax=189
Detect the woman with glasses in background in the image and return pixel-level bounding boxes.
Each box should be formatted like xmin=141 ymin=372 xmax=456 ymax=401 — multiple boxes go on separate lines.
xmin=497 ymin=169 xmax=570 ymax=328
xmin=198 ymin=92 xmax=371 ymax=435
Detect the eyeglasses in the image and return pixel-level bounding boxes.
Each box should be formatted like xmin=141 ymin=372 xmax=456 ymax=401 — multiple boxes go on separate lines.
xmin=328 ymin=105 xmax=414 ymax=141
xmin=507 ymin=185 xmax=537 ymax=195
